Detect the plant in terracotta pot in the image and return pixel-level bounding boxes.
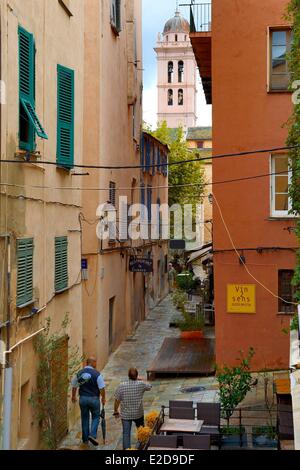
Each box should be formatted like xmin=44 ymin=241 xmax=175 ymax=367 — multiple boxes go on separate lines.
xmin=177 ymin=309 xmax=205 ymax=339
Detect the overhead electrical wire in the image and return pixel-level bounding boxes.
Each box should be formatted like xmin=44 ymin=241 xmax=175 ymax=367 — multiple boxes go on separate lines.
xmin=0 ymin=169 xmax=293 ymax=193
xmin=0 ymin=144 xmax=299 ymax=170
xmin=213 ymin=193 xmax=298 ymax=306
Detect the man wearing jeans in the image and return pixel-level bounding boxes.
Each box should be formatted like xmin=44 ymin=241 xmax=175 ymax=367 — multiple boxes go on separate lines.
xmin=113 ymin=367 xmax=152 ymax=449
xmin=72 ymin=357 xmax=106 ymax=447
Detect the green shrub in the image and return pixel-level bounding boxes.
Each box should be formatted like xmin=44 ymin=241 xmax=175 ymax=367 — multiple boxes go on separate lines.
xmin=176 ymin=272 xmax=197 ymax=291
xmin=171 ymin=289 xmax=188 ymax=310
xmin=177 ymin=309 xmax=204 ymax=332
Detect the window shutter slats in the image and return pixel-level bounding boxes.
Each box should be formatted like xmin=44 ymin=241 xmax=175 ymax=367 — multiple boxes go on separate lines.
xmin=17 ymin=238 xmax=34 ymax=307
xmin=18 ymin=27 xmax=34 ymax=103
xmin=55 ymin=237 xmax=68 ymax=292
xmin=57 ymin=65 xmax=74 ymax=168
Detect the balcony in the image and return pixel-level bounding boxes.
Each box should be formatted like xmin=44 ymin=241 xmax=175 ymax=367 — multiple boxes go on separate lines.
xmin=186 ymin=2 xmax=212 ymax=104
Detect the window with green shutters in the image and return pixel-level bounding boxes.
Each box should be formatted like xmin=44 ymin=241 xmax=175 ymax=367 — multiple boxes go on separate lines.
xmin=18 ymin=26 xmax=48 ymax=151
xmin=57 ymin=65 xmax=74 ymax=169
xmin=55 ymin=237 xmax=68 ymax=292
xmin=16 ymin=238 xmax=34 ymax=307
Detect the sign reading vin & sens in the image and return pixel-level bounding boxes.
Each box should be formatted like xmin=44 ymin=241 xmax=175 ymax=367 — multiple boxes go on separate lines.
xmin=227 ymin=284 xmax=256 ymax=314
xmin=129 ymin=256 xmax=153 ymax=273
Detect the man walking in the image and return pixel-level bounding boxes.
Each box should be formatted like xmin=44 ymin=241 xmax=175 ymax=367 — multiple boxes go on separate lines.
xmin=72 ymin=357 xmax=106 ymax=447
xmin=113 ymin=367 xmax=152 ymax=450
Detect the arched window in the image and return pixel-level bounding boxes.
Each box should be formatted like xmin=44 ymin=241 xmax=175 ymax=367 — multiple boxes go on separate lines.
xmin=166 ymin=35 xmax=168 ymax=42
xmin=175 ymin=34 xmax=178 ymax=42
xmin=168 ymin=89 xmax=173 ymax=106
xmin=178 ymin=61 xmax=184 ymax=83
xmin=168 ymin=61 xmax=173 ymax=83
xmin=178 ymin=89 xmax=183 ymax=106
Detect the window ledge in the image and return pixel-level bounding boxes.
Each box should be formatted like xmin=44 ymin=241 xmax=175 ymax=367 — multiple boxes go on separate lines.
xmin=267 ymin=89 xmax=293 ymax=94
xmin=17 ymin=299 xmax=35 ymax=309
xmin=55 ymin=286 xmax=69 ymax=295
xmin=277 ymin=312 xmax=296 ymax=316
xmin=267 ymin=216 xmax=299 ymax=221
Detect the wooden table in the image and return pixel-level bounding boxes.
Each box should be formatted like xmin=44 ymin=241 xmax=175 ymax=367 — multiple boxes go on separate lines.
xmin=160 ymin=418 xmax=203 ymax=434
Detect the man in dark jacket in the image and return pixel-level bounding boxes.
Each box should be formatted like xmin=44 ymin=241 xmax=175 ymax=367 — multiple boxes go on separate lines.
xmin=72 ymin=357 xmax=106 ymax=447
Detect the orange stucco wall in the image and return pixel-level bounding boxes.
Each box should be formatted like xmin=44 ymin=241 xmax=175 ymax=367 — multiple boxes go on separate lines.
xmin=212 ymin=0 xmax=297 ymax=370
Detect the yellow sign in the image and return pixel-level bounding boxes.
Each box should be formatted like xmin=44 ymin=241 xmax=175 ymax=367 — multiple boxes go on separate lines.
xmin=227 ymin=284 xmax=256 ymax=313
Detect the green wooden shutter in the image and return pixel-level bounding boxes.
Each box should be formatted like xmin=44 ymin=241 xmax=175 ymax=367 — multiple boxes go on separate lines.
xmin=55 ymin=237 xmax=68 ymax=292
xmin=57 ymin=65 xmax=74 ymax=169
xmin=19 ymin=26 xmax=35 ymax=151
xmin=17 ymin=238 xmax=34 ymax=307
xmin=19 ymin=26 xmax=47 ymax=147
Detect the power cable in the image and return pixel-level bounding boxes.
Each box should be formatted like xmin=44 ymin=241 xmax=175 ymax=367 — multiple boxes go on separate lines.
xmin=0 ymin=144 xmax=299 ymax=170
xmin=213 ymin=192 xmax=298 ymax=306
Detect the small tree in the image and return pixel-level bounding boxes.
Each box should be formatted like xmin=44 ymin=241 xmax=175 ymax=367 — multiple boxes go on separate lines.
xmin=217 ymin=347 xmax=255 ymax=425
xmin=30 ymin=315 xmax=83 ymax=449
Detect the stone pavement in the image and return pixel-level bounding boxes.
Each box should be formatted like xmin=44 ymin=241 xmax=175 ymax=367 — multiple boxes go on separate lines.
xmin=61 ymin=295 xmax=219 ymax=450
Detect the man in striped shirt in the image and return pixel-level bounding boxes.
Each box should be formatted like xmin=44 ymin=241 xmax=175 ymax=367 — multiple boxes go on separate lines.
xmin=114 ymin=368 xmax=152 ymax=449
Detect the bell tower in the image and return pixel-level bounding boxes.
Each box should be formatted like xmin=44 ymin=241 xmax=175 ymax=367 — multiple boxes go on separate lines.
xmin=155 ymin=9 xmax=197 ymax=129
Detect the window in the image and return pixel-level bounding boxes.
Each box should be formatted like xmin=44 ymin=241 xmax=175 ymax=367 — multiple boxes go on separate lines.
xmin=147 ymin=186 xmax=152 ymax=224
xmin=178 ymin=89 xmax=183 ymax=106
xmin=168 ymin=89 xmax=173 ymax=106
xmin=278 ymin=270 xmax=295 ymax=313
xmin=18 ymin=26 xmax=47 ymax=152
xmin=55 ymin=237 xmax=68 ymax=292
xmin=57 ymin=65 xmax=74 ymax=169
xmin=197 ymin=141 xmax=204 ymax=149
xmin=271 ymin=154 xmax=292 ymax=217
xmin=16 ymin=238 xmax=34 ymax=307
xmin=175 ymin=34 xmax=178 ymax=42
xmin=178 ymin=61 xmax=184 ymax=83
xmin=109 ymin=181 xmax=116 ymax=206
xmin=269 ymin=29 xmax=292 ymax=91
xmin=166 ymin=35 xmax=169 ymax=42
xmin=111 ymin=0 xmax=121 ymax=34
xmin=168 ymin=61 xmax=173 ymax=83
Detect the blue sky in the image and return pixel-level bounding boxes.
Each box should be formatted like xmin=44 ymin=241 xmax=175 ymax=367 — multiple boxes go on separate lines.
xmin=142 ymin=0 xmax=212 ymax=129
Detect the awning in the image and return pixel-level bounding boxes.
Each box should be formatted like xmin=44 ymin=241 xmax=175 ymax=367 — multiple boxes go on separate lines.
xmin=188 ymin=245 xmax=212 ymax=264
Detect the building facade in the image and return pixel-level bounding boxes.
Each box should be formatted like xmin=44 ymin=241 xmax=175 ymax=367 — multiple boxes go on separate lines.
xmin=155 ymin=9 xmax=197 ymax=129
xmin=186 ymin=126 xmax=212 ymax=246
xmin=0 ymin=0 xmax=84 ymax=449
xmin=82 ymin=0 xmax=169 ymax=369
xmin=190 ymin=0 xmax=297 ymax=370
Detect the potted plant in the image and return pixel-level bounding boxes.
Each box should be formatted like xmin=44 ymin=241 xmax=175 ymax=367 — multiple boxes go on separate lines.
xmin=171 ymin=289 xmax=188 ymax=311
xmin=177 ymin=310 xmax=205 ymax=339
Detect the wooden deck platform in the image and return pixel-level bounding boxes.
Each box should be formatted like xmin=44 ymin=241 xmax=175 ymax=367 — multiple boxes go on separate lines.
xmin=147 ymin=338 xmax=215 ymax=380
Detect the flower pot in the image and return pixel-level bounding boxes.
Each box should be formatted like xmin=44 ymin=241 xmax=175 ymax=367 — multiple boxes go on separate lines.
xmin=180 ymin=330 xmax=203 ymax=340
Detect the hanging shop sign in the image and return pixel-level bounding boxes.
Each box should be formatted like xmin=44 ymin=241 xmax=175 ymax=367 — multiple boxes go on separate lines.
xmin=129 ymin=256 xmax=153 ymax=273
xmin=227 ymin=284 xmax=256 ymax=313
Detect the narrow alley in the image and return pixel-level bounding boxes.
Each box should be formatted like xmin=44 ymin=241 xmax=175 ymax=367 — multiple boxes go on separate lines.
xmin=62 ymin=296 xmax=218 ymax=450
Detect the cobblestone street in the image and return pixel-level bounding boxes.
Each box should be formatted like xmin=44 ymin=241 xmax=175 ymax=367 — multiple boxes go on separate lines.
xmin=61 ymin=296 xmax=219 ymax=450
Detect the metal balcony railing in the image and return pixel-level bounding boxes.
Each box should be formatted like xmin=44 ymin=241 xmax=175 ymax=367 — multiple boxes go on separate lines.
xmin=189 ymin=2 xmax=211 ymax=33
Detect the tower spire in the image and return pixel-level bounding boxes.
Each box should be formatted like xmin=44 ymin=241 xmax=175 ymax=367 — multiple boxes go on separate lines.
xmin=175 ymin=0 xmax=179 ymax=14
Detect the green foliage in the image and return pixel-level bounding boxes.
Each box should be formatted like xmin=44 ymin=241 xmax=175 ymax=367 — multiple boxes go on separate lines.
xmin=30 ymin=315 xmax=83 ymax=449
xmin=217 ymin=347 xmax=255 ymax=423
xmin=252 ymin=425 xmax=277 ymax=440
xmin=176 ymin=271 xmax=197 ymax=291
xmin=150 ymin=121 xmax=205 ymax=220
xmin=177 ymin=310 xmax=205 ymax=332
xmin=171 ymin=288 xmax=188 ymax=310
xmin=221 ymin=426 xmax=245 ymax=436
xmin=286 ymin=0 xmax=300 ymax=302
xmin=290 ymin=312 xmax=299 ymax=330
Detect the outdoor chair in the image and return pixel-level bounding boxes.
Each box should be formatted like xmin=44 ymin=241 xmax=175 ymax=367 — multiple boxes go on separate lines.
xmin=149 ymin=435 xmax=178 ymax=448
xmin=169 ymin=400 xmax=194 ymax=409
xmin=169 ymin=407 xmax=195 ymax=420
xmin=196 ymin=402 xmax=221 ymax=448
xmin=182 ymin=435 xmax=210 ymax=450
